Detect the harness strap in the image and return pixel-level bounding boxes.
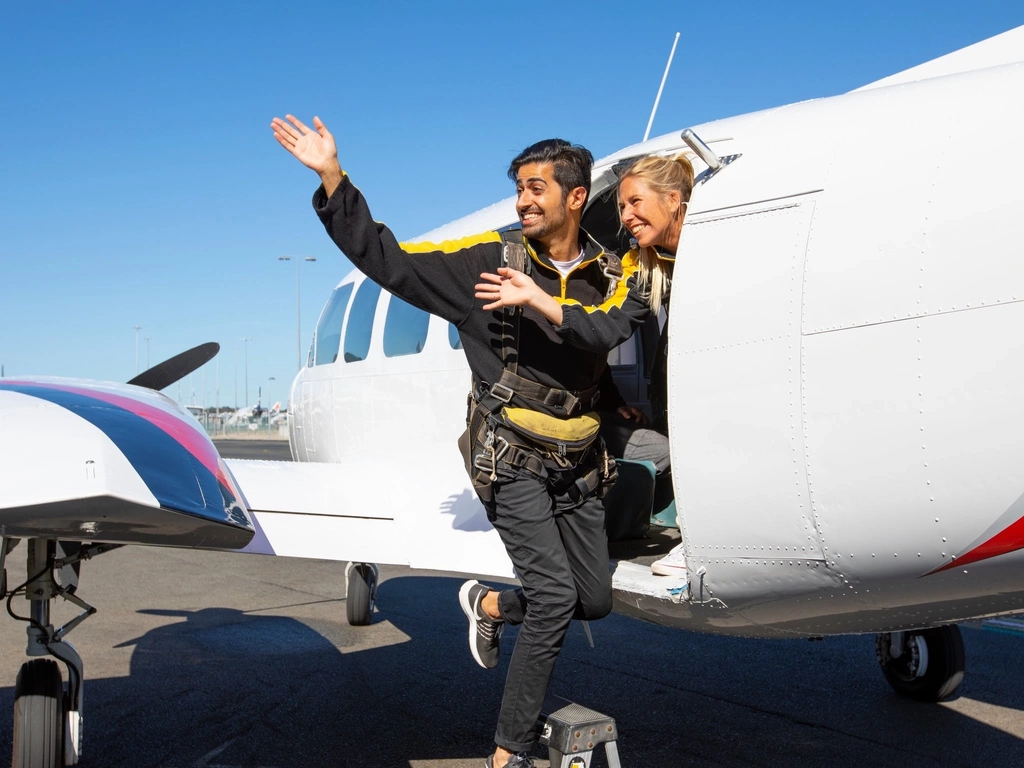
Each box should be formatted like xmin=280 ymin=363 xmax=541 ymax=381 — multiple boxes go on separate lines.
xmin=502 ymin=229 xmax=530 ymax=275
xmin=500 ymin=230 xmax=529 ymax=373
xmin=496 ymin=441 xmax=547 ymax=477
xmin=482 ymin=370 xmax=600 ymax=417
xmin=457 ymin=228 xmax=617 ymax=505
xmin=467 ymin=406 xmax=546 ymax=480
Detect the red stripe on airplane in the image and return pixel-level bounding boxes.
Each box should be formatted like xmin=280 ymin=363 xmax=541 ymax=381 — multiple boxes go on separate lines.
xmin=928 ymin=516 xmax=1024 ymax=574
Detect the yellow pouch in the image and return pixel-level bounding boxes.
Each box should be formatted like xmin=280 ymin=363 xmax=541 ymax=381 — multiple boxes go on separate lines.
xmin=500 ymin=407 xmax=601 ymax=455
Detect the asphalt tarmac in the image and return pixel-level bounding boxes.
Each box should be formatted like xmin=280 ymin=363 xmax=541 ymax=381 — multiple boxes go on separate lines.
xmin=0 ymin=440 xmax=1021 ymax=767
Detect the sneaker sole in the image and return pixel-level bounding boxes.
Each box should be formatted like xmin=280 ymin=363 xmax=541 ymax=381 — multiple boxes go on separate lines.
xmin=458 ymin=580 xmax=492 ymax=669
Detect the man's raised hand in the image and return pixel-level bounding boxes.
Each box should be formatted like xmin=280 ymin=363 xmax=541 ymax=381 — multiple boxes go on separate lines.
xmin=271 ymin=115 xmax=344 ymax=195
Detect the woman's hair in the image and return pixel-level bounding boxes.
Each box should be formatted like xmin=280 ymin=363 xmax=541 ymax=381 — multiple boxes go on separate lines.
xmin=617 ymin=153 xmax=695 ymax=310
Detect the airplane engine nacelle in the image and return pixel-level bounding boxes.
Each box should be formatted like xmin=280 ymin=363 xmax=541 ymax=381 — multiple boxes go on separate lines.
xmin=0 ymin=379 xmax=254 ymax=549
xmin=671 ymin=61 xmax=1024 ymax=632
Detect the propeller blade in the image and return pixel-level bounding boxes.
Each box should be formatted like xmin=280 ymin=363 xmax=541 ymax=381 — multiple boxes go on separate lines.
xmin=128 ymin=342 xmax=220 ymax=391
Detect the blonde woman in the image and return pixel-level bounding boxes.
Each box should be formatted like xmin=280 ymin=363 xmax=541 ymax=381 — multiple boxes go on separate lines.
xmin=603 ymin=153 xmax=694 ymax=575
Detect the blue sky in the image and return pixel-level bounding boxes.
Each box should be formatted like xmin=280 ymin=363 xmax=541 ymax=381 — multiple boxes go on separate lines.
xmin=2 ymin=1 xmax=1021 ymax=408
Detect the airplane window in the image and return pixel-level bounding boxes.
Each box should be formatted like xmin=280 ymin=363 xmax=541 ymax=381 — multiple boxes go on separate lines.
xmin=448 ymin=323 xmax=463 ymax=350
xmin=383 ymin=295 xmax=430 ymax=357
xmin=313 ymin=283 xmax=354 ymax=366
xmin=608 ymin=335 xmax=638 ymax=367
xmin=343 ymin=280 xmax=382 ymax=363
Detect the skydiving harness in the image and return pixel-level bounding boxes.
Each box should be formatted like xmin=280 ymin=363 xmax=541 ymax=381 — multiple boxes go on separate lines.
xmin=458 ymin=229 xmax=623 ymax=506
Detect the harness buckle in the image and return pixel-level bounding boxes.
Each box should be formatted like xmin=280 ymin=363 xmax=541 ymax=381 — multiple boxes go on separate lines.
xmin=474 ymin=452 xmax=495 ymax=474
xmin=473 ymin=433 xmax=511 ymax=480
xmin=492 ymin=435 xmax=510 ymax=464
xmin=602 ymin=268 xmax=620 ymax=296
xmin=490 ymin=382 xmax=515 ymax=403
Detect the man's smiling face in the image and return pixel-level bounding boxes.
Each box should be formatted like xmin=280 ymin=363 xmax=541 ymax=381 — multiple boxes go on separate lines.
xmin=515 ymin=161 xmax=569 ymax=242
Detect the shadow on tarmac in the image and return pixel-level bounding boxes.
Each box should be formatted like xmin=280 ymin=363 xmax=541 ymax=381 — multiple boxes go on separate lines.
xmin=0 ymin=574 xmax=1023 ymax=767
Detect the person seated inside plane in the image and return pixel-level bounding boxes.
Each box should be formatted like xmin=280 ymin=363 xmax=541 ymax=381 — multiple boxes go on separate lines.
xmin=608 ymin=152 xmax=696 ymax=577
xmin=596 ymin=364 xmax=671 ymax=474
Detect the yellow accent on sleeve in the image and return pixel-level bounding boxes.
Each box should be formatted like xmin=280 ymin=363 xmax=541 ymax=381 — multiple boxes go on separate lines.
xmin=554 ymin=251 xmax=642 ymax=314
xmin=400 ymin=231 xmax=502 ymax=254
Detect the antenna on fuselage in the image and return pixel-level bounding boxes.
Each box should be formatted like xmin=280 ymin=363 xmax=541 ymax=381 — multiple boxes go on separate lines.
xmin=643 ymin=32 xmax=681 ymax=142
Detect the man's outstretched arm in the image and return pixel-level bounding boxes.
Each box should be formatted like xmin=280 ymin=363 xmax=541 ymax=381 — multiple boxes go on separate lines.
xmin=271 ymin=114 xmax=345 ymax=197
xmin=271 ymin=113 xmax=496 ymax=327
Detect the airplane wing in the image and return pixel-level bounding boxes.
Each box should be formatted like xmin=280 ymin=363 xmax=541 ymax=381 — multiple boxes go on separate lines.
xmin=226 ymin=458 xmax=400 ymax=563
xmin=0 ymin=378 xmax=254 ymax=549
xmin=226 ymin=456 xmax=514 ymax=578
xmin=0 ymin=373 xmax=510 ymax=576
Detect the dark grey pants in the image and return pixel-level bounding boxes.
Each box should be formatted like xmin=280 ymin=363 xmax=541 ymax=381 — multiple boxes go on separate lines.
xmin=486 ymin=468 xmax=612 ymax=753
xmin=598 ymin=410 xmax=671 ymax=475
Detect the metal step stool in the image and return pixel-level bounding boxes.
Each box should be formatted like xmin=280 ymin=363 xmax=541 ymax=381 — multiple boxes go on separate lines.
xmin=537 ymin=694 xmax=621 ymax=768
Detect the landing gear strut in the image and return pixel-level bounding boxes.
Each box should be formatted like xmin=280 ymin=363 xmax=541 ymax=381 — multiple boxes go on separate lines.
xmin=875 ymin=625 xmax=965 ymax=701
xmin=4 ymin=538 xmax=119 ymax=766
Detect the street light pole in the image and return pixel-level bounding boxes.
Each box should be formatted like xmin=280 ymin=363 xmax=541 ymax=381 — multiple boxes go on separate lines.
xmin=132 ymin=325 xmax=142 ymax=374
xmin=268 ymin=376 xmax=276 ymax=408
xmin=241 ymin=337 xmax=252 ymax=407
xmin=279 ymin=256 xmax=317 ymax=371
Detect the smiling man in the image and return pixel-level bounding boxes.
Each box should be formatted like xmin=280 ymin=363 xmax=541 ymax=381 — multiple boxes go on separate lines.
xmin=271 ymin=115 xmax=649 ymax=768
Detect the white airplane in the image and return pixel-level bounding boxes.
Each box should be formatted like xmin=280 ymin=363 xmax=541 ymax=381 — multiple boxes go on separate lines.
xmin=2 ymin=24 xmax=1024 ymax=767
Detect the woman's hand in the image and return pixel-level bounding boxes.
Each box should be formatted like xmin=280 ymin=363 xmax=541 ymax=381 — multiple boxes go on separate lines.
xmin=475 ymin=267 xmax=564 ymax=325
xmin=617 ymin=405 xmax=650 ymax=425
xmin=271 ymin=114 xmax=344 ymax=196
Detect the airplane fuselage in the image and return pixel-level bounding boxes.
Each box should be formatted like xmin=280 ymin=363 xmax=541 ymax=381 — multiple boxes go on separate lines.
xmin=287 ymin=58 xmax=1024 ymax=638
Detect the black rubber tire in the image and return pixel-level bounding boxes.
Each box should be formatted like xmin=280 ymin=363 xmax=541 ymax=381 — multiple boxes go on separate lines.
xmin=346 ymin=563 xmax=375 ymax=626
xmin=876 ymin=625 xmax=966 ymax=701
xmin=12 ymin=659 xmax=65 ymax=768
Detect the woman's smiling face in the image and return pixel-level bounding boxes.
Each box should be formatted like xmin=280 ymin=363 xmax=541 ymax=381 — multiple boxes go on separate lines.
xmin=618 ymin=175 xmax=681 ymax=251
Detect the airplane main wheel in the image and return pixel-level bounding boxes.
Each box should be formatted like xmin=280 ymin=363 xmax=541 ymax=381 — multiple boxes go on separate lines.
xmin=12 ymin=659 xmax=65 ymax=768
xmin=875 ymin=625 xmax=965 ymax=701
xmin=346 ymin=563 xmax=376 ymax=626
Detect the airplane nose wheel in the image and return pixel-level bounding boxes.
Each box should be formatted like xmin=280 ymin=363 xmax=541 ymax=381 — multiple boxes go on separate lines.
xmin=344 ymin=562 xmax=378 ymax=626
xmin=875 ymin=625 xmax=965 ymax=701
xmin=6 ymin=538 xmax=117 ymax=767
xmin=12 ymin=659 xmax=64 ymax=768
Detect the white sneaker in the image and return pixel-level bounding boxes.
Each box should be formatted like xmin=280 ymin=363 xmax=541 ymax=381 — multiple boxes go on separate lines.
xmin=652 ymin=542 xmax=687 ymax=577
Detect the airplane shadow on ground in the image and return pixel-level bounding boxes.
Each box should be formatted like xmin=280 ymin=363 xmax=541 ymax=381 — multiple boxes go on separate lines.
xmin=0 ymin=575 xmax=1023 ymax=767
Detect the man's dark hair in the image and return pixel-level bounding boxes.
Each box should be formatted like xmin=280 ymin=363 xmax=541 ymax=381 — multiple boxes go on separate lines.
xmin=507 ymin=139 xmax=595 ymax=205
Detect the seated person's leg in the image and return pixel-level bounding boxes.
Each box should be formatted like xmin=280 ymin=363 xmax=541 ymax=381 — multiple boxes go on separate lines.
xmin=599 ymin=409 xmax=670 ymax=475
xmin=622 ymin=423 xmax=670 ymax=476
